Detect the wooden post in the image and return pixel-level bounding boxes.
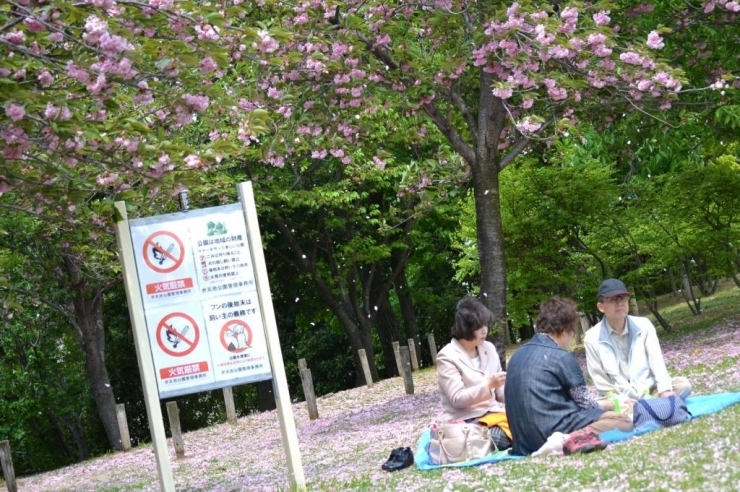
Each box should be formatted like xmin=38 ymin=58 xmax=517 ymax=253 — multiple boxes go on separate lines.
xmin=116 ymin=404 xmax=132 ymax=452
xmin=165 ymin=402 xmax=185 ymax=459
xmin=578 ymin=314 xmax=590 ymax=346
xmin=358 ymin=349 xmax=373 ymax=388
xmin=299 ymin=369 xmax=319 ymax=420
xmin=114 ymin=202 xmax=174 ymax=492
xmin=392 ymin=341 xmax=403 ymax=376
xmin=427 ymin=333 xmax=438 ymax=366
xmin=239 ymin=182 xmax=305 ymax=491
xmin=407 ymin=338 xmax=420 ymax=371
xmin=400 ymin=347 xmax=414 ymax=395
xmin=298 ymin=358 xmax=308 ymax=372
xmin=0 ymin=440 xmax=17 ymax=492
xmin=223 ymin=386 xmax=237 ymax=425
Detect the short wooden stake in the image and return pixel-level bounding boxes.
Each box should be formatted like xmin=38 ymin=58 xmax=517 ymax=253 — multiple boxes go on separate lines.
xmin=165 ymin=401 xmax=185 ymax=458
xmin=298 ymin=358 xmax=308 ymax=372
xmin=0 ymin=440 xmax=17 ymax=492
xmin=392 ymin=341 xmax=403 ymax=376
xmin=300 ymin=368 xmax=319 ymax=420
xmin=223 ymin=386 xmax=237 ymax=424
xmin=116 ymin=404 xmax=132 ymax=452
xmin=358 ymin=349 xmax=373 ymax=387
xmin=578 ymin=314 xmax=589 ymax=346
xmin=427 ymin=333 xmax=438 ymax=366
xmin=407 ymin=338 xmax=420 ymax=371
xmin=400 ymin=347 xmax=414 ymax=395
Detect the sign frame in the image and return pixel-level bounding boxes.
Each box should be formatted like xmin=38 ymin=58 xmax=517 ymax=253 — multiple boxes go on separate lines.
xmin=115 ymin=181 xmax=305 ymax=492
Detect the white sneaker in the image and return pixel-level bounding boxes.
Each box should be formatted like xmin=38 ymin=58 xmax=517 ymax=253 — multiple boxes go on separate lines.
xmin=532 ymin=432 xmax=569 ymax=457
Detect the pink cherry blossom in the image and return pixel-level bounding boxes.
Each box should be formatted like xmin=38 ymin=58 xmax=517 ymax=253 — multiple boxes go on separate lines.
xmin=1 ymin=30 xmax=26 ymax=45
xmin=593 ymin=10 xmax=611 ymax=26
xmin=4 ymin=103 xmax=26 ymax=122
xmin=99 ymin=33 xmax=134 ymax=55
xmin=24 ymin=17 xmax=46 ymax=32
xmin=493 ymin=87 xmax=513 ymax=99
xmin=148 ymin=0 xmax=173 ymax=8
xmin=96 ymin=172 xmax=118 ymax=186
xmin=195 ymin=24 xmax=220 ymax=41
xmin=199 ymin=56 xmax=218 ymax=74
xmin=516 ymin=117 xmax=543 ymax=133
xmin=267 ymin=87 xmax=282 ymax=99
xmin=37 ymin=70 xmax=54 ymax=86
xmin=619 ymin=52 xmax=644 ymax=65
xmin=183 ymin=155 xmax=202 ymax=167
xmin=375 ymin=33 xmax=391 ymax=46
xmin=646 ymin=31 xmax=665 ymax=50
xmin=66 ymin=62 xmax=90 ymax=83
xmin=83 ymin=15 xmax=108 ymax=45
xmin=372 ymin=156 xmax=386 ymax=170
xmin=256 ymin=31 xmax=279 ymax=53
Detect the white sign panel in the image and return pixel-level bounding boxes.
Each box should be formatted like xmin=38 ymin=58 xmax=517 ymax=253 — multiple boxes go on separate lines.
xmin=202 ymin=291 xmax=270 ymax=384
xmin=130 ymin=204 xmax=272 ymax=399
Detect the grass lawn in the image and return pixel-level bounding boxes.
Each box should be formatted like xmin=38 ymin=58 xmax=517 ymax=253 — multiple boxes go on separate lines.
xmin=5 ymin=287 xmax=740 ymax=492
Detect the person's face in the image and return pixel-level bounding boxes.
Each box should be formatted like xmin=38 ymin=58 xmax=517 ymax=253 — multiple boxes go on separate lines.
xmin=597 ymin=294 xmax=630 ymax=320
xmin=471 ymin=325 xmax=488 ymax=346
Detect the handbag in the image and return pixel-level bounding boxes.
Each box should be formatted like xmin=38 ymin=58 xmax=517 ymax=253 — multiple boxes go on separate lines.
xmin=428 ymin=423 xmax=492 ymax=465
xmin=632 ymin=395 xmax=692 ymax=429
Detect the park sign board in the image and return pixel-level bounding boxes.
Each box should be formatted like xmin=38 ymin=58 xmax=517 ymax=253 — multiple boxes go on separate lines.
xmin=129 ymin=203 xmax=272 ymax=399
xmin=116 ymin=182 xmax=305 ymax=492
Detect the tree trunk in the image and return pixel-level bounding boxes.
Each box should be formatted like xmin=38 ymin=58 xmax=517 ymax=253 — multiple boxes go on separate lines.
xmin=38 ymin=413 xmax=76 ymax=464
xmin=62 ymin=252 xmax=121 ymax=451
xmin=646 ymin=303 xmax=672 ymax=332
xmin=315 ymin=279 xmax=380 ymax=385
xmin=731 ymin=273 xmax=740 ymax=289
xmin=680 ymin=261 xmax=701 ymax=315
xmin=72 ymin=288 xmax=122 ymax=450
xmin=666 ymin=267 xmax=680 ymax=297
xmin=256 ymin=380 xmax=276 ymax=412
xmin=472 ymin=141 xmax=508 ymax=367
xmin=395 ymin=266 xmax=420 ymax=365
xmin=372 ymin=292 xmax=402 ymax=378
xmin=59 ymin=415 xmax=90 ymax=461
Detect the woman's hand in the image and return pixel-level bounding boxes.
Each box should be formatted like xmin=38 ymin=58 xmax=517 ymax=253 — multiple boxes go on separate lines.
xmin=487 ymin=372 xmax=506 ymax=390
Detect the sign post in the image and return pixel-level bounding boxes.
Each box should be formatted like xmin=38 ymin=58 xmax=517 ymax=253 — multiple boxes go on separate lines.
xmin=238 ymin=181 xmax=305 ymax=490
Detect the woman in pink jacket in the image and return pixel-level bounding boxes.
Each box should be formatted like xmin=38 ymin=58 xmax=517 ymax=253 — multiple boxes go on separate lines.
xmin=436 ymin=296 xmax=511 ymax=450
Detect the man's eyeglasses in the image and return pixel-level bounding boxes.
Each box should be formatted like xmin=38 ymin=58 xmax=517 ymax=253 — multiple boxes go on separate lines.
xmin=605 ymin=295 xmax=630 ymax=304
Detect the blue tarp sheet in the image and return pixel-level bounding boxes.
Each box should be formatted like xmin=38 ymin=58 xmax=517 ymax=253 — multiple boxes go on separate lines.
xmin=415 ymin=392 xmax=740 ymax=470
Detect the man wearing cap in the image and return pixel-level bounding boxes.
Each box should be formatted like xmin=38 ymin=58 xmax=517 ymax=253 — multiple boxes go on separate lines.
xmin=584 ymin=278 xmax=691 ymax=400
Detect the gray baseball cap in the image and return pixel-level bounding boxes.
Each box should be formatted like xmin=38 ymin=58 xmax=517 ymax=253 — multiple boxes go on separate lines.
xmin=597 ymin=278 xmax=630 ymax=299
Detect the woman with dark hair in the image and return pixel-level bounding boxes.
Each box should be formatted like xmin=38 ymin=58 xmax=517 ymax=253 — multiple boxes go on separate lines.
xmin=436 ymin=296 xmax=511 ymax=450
xmin=505 ymin=296 xmax=634 ymax=456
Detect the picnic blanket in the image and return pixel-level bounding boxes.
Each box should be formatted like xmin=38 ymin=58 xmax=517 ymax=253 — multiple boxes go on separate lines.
xmin=415 ymin=392 xmax=740 ymax=470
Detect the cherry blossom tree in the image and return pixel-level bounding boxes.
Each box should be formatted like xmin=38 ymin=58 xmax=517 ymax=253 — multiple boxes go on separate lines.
xmin=213 ymin=0 xmax=702 ymax=362
xmin=0 ymin=0 xmax=270 ymax=450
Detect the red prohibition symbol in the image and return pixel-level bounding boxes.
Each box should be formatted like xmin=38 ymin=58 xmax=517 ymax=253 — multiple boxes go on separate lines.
xmin=156 ymin=312 xmax=199 ymax=357
xmin=143 ymin=230 xmax=185 ymax=274
xmin=220 ymin=320 xmax=253 ymax=353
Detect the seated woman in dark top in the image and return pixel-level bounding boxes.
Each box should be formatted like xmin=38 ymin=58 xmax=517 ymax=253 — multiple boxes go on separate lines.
xmin=505 ymin=296 xmax=634 ymax=456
